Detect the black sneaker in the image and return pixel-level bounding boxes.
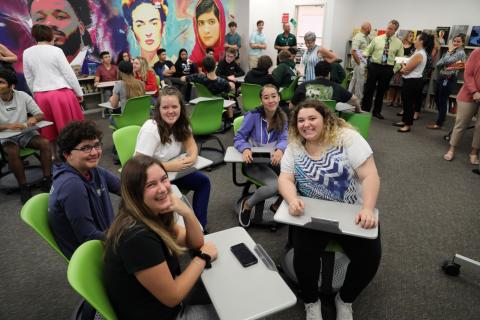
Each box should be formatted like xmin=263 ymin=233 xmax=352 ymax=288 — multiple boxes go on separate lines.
xmin=40 ymin=176 xmax=52 ymax=193
xmin=373 ymin=113 xmax=385 ymax=120
xmin=20 ymin=185 xmax=32 ymax=204
xmin=239 ymin=199 xmax=251 ymax=228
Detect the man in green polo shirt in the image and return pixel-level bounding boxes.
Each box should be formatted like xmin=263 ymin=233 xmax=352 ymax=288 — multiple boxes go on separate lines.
xmin=274 ymin=23 xmax=297 ymax=64
xmin=362 ymin=19 xmax=404 ymax=119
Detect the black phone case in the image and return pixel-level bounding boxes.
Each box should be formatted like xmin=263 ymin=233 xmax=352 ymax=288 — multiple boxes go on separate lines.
xmin=230 ymin=243 xmax=258 ymax=267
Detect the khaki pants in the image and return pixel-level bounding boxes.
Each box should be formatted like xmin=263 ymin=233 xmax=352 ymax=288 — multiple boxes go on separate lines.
xmin=450 ymin=100 xmax=480 ymax=149
xmin=348 ymin=62 xmax=366 ymax=101
xmin=248 ymin=55 xmax=259 ymax=69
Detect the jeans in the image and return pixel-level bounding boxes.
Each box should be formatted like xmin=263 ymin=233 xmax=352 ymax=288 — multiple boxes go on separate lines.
xmin=434 ymin=77 xmax=456 ymax=126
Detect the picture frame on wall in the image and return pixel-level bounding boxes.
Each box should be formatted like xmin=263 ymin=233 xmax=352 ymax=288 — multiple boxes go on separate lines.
xmin=436 ymin=27 xmax=450 ymax=46
xmin=468 ymin=26 xmax=480 ymax=47
xmin=448 ymin=25 xmax=469 ymax=43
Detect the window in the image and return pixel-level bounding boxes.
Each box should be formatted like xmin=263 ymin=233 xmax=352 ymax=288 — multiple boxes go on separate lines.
xmin=295 ymin=4 xmax=326 ymax=47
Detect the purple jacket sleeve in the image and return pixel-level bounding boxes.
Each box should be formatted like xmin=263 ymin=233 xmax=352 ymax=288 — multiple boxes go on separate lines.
xmin=234 ymin=112 xmax=255 ymax=152
xmin=276 ymin=121 xmax=289 ymax=152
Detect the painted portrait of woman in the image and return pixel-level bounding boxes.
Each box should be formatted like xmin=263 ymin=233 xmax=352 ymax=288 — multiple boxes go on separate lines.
xmin=190 ymin=0 xmax=225 ymax=67
xmin=122 ymin=0 xmax=169 ymax=66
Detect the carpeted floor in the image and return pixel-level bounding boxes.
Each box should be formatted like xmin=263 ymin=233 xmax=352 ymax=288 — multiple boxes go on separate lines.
xmin=1 ymin=104 xmax=479 ymax=320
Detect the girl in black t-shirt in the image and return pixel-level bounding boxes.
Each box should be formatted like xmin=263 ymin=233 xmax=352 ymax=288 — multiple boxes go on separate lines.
xmin=104 ymin=155 xmax=218 ymax=320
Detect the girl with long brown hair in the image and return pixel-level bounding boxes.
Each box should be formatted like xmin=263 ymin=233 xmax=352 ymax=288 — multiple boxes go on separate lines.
xmin=109 ymin=60 xmax=145 ymax=113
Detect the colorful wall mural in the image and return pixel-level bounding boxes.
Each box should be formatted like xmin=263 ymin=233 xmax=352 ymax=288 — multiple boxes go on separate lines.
xmin=0 ymin=0 xmax=236 ymax=90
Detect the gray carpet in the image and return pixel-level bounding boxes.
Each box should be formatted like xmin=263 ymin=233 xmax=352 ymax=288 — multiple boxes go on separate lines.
xmin=1 ymin=104 xmax=479 ymax=320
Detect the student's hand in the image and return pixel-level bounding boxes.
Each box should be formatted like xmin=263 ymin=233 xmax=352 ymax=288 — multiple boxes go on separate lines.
xmin=200 ymin=242 xmax=218 ymax=261
xmin=169 ymin=193 xmax=194 ymax=218
xmin=174 ymin=156 xmax=193 ymax=170
xmin=227 ymin=75 xmax=236 ymax=82
xmin=271 ymin=149 xmax=283 ymax=166
xmin=447 ymin=41 xmax=455 ymax=53
xmin=8 ymin=123 xmax=27 ymax=130
xmin=181 ymin=154 xmax=196 ymax=167
xmin=26 ymin=117 xmax=38 ymax=127
xmin=355 ymin=208 xmax=377 ymax=229
xmin=288 ymin=198 xmax=305 ymax=216
xmin=473 ymin=91 xmax=480 ymax=103
xmin=242 ymin=149 xmax=253 ymax=163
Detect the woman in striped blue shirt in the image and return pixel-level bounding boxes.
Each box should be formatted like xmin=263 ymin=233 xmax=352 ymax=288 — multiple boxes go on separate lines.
xmin=301 ymin=32 xmax=337 ymax=82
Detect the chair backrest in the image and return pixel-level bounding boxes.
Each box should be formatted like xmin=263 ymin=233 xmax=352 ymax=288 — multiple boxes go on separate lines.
xmin=321 ymin=99 xmax=337 ymax=114
xmin=340 ymin=112 xmax=372 ymax=139
xmin=155 ymin=75 xmax=161 ymax=86
xmin=112 ymin=95 xmax=152 ymax=129
xmin=20 ymin=193 xmax=69 ymax=263
xmin=280 ymin=76 xmax=300 ymax=101
xmin=240 ymin=83 xmax=262 ymax=112
xmin=190 ymin=98 xmax=224 ymax=135
xmin=112 ymin=125 xmax=141 ymax=167
xmin=193 ymin=82 xmax=215 ymax=98
xmin=233 ymin=116 xmax=244 ymax=135
xmin=67 ymin=240 xmax=117 ymax=320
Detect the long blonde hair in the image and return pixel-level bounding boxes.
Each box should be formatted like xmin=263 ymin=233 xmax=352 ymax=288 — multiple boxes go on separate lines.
xmin=120 ymin=71 xmax=145 ymax=99
xmin=104 ymin=155 xmax=186 ymax=256
xmin=135 ymin=56 xmax=150 ymax=82
xmin=289 ymin=99 xmax=352 ymax=147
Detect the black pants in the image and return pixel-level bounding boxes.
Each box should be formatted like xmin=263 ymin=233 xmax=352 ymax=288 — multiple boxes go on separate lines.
xmin=434 ymin=76 xmax=456 ymax=126
xmin=401 ymin=78 xmax=424 ymax=126
xmin=292 ymin=226 xmax=381 ymax=303
xmin=362 ymin=63 xmax=394 ymax=114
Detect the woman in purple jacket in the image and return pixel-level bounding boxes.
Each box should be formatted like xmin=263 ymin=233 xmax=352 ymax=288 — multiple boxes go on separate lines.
xmin=234 ymin=84 xmax=288 ymax=227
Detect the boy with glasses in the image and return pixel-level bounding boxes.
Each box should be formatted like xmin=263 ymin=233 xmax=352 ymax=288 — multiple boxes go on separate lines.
xmin=48 ymin=120 xmax=120 ymax=259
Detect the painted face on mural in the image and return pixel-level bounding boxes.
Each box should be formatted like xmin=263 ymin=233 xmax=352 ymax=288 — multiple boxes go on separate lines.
xmin=197 ymin=9 xmax=220 ymax=48
xmin=30 ymin=0 xmax=85 ymax=55
xmin=132 ymin=3 xmax=163 ymax=53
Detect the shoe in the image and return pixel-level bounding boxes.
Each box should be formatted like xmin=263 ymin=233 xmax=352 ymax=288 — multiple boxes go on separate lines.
xmin=413 ymin=113 xmax=420 ymax=120
xmin=443 ymin=151 xmax=454 ymax=161
xmin=239 ymin=199 xmax=251 ymax=228
xmin=20 ymin=185 xmax=32 ymax=204
xmin=396 ymin=111 xmax=404 ymax=116
xmin=373 ymin=113 xmax=384 ymax=120
xmin=392 ymin=122 xmax=405 ymax=127
xmin=397 ymin=127 xmax=411 ymax=133
xmin=469 ymin=154 xmax=479 ymax=165
xmin=39 ymin=176 xmax=52 ymax=193
xmin=335 ymin=293 xmax=353 ymax=320
xmin=426 ymin=124 xmax=442 ymax=130
xmin=305 ymin=300 xmax=323 ymax=320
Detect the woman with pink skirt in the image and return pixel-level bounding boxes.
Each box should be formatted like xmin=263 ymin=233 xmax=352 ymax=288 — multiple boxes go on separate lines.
xmin=23 ymin=24 xmax=84 ymax=154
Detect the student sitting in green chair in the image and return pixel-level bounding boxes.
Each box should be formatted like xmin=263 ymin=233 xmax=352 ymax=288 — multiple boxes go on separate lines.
xmin=291 ymin=61 xmax=361 ymax=112
xmin=48 ymin=120 xmax=120 ymax=259
xmin=234 ymin=84 xmax=288 ymax=227
xmin=0 ymin=68 xmax=52 ymax=203
xmin=272 ymin=49 xmax=298 ymax=88
xmin=109 ymin=61 xmax=145 ymax=114
xmin=135 ymin=87 xmax=211 ymax=229
xmin=104 ymin=155 xmax=218 ymax=320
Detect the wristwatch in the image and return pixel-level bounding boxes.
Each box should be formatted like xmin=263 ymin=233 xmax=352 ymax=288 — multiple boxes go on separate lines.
xmin=193 ymin=250 xmax=212 ymax=269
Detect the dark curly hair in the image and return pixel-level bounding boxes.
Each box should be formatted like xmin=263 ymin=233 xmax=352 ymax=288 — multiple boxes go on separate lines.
xmin=56 ymin=120 xmax=103 ymax=161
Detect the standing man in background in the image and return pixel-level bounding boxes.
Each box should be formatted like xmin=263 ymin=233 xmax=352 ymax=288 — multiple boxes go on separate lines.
xmin=274 ymin=23 xmax=297 ymax=64
xmin=348 ymin=22 xmax=371 ymax=103
xmin=249 ymin=20 xmax=267 ymax=69
xmin=362 ymin=19 xmax=404 ymax=119
xmin=225 ymin=21 xmax=242 ymax=62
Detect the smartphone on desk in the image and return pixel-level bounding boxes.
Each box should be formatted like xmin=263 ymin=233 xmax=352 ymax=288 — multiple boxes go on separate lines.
xmin=230 ymin=243 xmax=258 ymax=267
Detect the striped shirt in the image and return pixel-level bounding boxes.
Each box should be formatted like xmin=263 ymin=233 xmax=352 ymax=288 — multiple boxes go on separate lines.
xmin=302 ymin=45 xmax=322 ymax=82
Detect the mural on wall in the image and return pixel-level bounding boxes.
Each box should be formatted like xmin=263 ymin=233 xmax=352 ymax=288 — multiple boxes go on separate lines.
xmin=0 ymin=0 xmax=236 ymax=90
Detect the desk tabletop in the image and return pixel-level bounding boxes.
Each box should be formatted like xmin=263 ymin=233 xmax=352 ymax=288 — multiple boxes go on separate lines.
xmin=274 ymin=196 xmax=379 ymax=239
xmin=167 ymin=155 xmax=213 ymax=181
xmin=97 ymin=81 xmax=117 ymax=88
xmin=0 ymin=121 xmax=53 ymax=139
xmin=235 ymin=76 xmax=245 ymax=83
xmin=189 ymin=97 xmax=236 ymax=108
xmin=203 ymin=227 xmax=296 ymax=320
xmin=224 ymin=146 xmax=274 ymax=163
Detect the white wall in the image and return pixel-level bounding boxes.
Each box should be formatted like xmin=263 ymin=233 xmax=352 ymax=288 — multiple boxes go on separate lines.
xmin=234 ymin=0 xmax=250 ymax=71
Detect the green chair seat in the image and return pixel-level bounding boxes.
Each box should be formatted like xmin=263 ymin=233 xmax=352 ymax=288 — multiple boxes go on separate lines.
xmin=280 ymin=76 xmax=300 ymax=101
xmin=20 ymin=193 xmax=69 ymax=263
xmin=321 ymin=99 xmax=337 ymax=114
xmin=340 ymin=111 xmax=372 ymax=139
xmin=112 ymin=125 xmax=141 ymax=167
xmin=110 ymin=95 xmax=152 ymax=130
xmin=240 ymin=83 xmax=262 ymax=112
xmin=68 ymin=240 xmax=117 ymax=320
xmin=193 ymin=82 xmax=216 ymax=98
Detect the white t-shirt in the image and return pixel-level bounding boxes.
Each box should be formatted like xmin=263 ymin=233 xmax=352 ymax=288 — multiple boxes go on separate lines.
xmin=135 ymin=119 xmax=182 ymax=161
xmin=402 ymin=49 xmax=427 ymax=79
xmin=0 ymin=90 xmax=43 ymax=124
xmin=281 ymin=128 xmax=372 ymax=204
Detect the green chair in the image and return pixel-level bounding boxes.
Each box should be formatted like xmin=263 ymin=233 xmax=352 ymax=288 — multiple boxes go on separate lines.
xmin=321 ymin=99 xmax=337 ymax=114
xmin=155 ymin=75 xmax=161 ymax=87
xmin=190 ymin=98 xmax=225 ymax=166
xmin=280 ymin=76 xmax=300 ymax=102
xmin=67 ymin=240 xmax=117 ymax=320
xmin=341 ymin=71 xmax=353 ymax=89
xmin=340 ymin=111 xmax=372 ymax=139
xmin=110 ymin=95 xmax=152 ymax=130
xmin=192 ymin=82 xmax=216 ymax=98
xmin=112 ymin=125 xmax=141 ymax=167
xmin=240 ymin=83 xmax=262 ymax=112
xmin=20 ymin=193 xmax=69 ymax=263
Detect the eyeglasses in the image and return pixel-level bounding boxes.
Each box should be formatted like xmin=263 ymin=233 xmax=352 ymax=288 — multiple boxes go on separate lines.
xmin=72 ymin=142 xmax=103 ymax=153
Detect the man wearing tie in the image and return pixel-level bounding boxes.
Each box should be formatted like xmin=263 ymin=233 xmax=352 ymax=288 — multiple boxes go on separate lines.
xmin=362 ymin=20 xmax=404 ymax=119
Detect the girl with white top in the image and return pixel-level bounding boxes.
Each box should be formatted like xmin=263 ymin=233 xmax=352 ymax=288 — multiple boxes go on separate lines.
xmin=135 ymin=87 xmax=211 ymax=228
xmin=394 ymin=33 xmax=434 ymax=133
xmin=302 ymin=32 xmax=337 ymax=82
xmin=22 ymin=25 xmax=84 ymax=145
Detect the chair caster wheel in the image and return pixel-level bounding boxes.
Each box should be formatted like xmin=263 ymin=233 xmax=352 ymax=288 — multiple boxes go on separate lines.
xmin=442 ymin=260 xmax=460 ymax=276
xmin=443 ymin=135 xmax=450 ymax=141
xmin=270 ymin=226 xmax=277 ymax=232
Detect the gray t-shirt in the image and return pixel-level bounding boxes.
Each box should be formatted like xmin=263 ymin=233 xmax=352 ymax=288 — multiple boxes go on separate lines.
xmin=112 ymin=81 xmax=127 ymax=112
xmin=0 ymin=90 xmax=42 ymax=124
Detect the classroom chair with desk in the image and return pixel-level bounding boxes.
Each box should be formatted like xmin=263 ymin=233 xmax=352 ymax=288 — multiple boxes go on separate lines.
xmin=279 ymin=76 xmax=300 ymax=102
xmin=112 ymin=125 xmax=141 ymax=168
xmin=240 ymin=83 xmax=262 ymax=112
xmin=109 ymin=95 xmax=152 ymax=130
xmin=340 ymin=111 xmax=372 ymax=139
